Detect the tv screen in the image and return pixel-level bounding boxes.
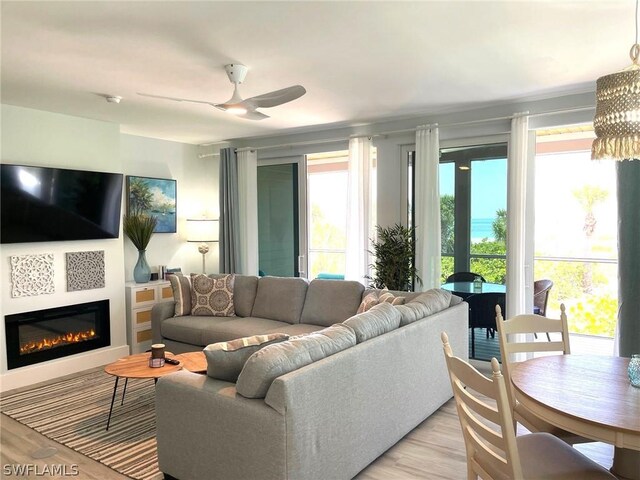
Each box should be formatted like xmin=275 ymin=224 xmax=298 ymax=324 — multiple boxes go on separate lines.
xmin=1 ymin=164 xmax=123 ymax=244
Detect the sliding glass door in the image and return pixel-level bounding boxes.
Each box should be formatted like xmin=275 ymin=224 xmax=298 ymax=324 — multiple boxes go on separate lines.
xmin=406 ymin=142 xmax=508 ymax=283
xmin=257 ymin=157 xmax=307 ymax=277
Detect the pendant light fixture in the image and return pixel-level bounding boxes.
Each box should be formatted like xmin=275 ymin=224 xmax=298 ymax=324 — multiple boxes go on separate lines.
xmin=592 ymin=0 xmax=640 ymax=161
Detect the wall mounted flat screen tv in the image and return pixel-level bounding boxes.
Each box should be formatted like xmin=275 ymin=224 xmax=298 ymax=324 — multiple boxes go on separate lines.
xmin=1 ymin=164 xmax=123 ymax=244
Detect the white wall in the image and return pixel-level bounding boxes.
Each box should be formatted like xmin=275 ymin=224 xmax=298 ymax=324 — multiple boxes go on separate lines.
xmin=120 ymin=134 xmax=219 ymax=277
xmin=0 ymin=105 xmax=129 ymax=391
xmin=0 ymin=106 xmax=219 ymax=391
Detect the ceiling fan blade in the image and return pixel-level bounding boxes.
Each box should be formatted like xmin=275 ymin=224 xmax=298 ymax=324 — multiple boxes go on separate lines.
xmin=245 ymin=85 xmax=306 ymax=108
xmin=137 ymin=92 xmax=215 ymax=106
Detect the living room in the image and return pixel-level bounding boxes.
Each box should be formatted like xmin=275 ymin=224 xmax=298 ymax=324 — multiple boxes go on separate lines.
xmin=1 ymin=2 xmax=638 ymax=479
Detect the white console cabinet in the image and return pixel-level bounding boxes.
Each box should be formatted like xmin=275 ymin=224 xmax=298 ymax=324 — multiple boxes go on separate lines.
xmin=125 ymin=280 xmax=174 ymax=354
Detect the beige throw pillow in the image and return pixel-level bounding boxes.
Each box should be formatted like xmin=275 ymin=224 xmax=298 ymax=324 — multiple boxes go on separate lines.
xmin=169 ymin=274 xmax=191 ymax=316
xmin=379 ymin=291 xmax=406 ymax=306
xmin=190 ymin=273 xmax=235 ymax=316
xmin=357 ymin=291 xmax=379 ymax=313
xmin=204 ymin=333 xmax=289 ymax=382
xmin=356 ymin=289 xmax=405 ymax=313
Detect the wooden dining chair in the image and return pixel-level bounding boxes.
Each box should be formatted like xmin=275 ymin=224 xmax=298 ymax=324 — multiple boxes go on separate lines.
xmin=446 ymin=272 xmax=487 ymax=283
xmin=533 ymin=279 xmax=554 ymax=341
xmin=440 ymin=332 xmax=616 ymax=480
xmin=495 ymin=304 xmax=590 ymax=444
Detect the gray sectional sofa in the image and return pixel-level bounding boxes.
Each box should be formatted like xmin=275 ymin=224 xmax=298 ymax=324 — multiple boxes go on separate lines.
xmin=152 ymin=275 xmax=468 ymax=480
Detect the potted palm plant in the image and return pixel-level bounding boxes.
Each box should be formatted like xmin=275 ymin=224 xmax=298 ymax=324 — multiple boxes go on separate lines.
xmin=123 ymin=213 xmax=157 ymax=283
xmin=368 ymin=223 xmax=421 ymax=291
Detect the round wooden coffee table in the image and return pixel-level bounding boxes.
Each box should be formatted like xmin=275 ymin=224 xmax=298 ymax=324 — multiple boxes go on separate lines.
xmin=104 ymin=352 xmax=182 ymax=430
xmin=175 ymin=351 xmax=207 ymax=374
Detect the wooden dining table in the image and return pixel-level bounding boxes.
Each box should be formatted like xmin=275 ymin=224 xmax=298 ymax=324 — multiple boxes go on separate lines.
xmin=510 ymin=354 xmax=640 ymax=480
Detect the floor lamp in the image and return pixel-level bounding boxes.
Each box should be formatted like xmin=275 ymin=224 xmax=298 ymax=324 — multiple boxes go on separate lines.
xmin=187 ymin=219 xmax=219 ymax=274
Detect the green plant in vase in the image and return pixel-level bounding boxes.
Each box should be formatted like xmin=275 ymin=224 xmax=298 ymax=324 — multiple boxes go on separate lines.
xmin=367 ymin=223 xmax=421 ymax=291
xmin=123 ymin=214 xmax=157 ymax=283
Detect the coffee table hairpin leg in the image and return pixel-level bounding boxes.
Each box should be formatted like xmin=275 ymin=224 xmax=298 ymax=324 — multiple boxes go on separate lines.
xmin=106 ymin=377 xmax=157 ymax=430
xmin=106 ymin=377 xmax=119 ymax=431
xmin=121 ymin=378 xmax=128 ymax=405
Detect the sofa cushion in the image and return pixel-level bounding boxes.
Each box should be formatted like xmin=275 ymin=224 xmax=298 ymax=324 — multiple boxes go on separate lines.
xmin=395 ymin=288 xmax=453 ymax=326
xmin=204 ymin=333 xmax=289 ymax=382
xmin=169 ymin=274 xmax=191 ymax=316
xmin=161 ymin=316 xmax=237 ymax=346
xmin=210 ymin=274 xmax=258 ymax=318
xmin=251 ymin=276 xmax=309 ymax=324
xmin=343 ymin=302 xmax=401 ymax=343
xmin=236 ymin=323 xmax=356 ymax=399
xmin=300 ymin=279 xmax=364 ymax=327
xmin=200 ymin=317 xmax=293 ymax=345
xmin=263 ymin=323 xmax=324 ymax=337
xmin=191 ymin=274 xmax=235 ymax=316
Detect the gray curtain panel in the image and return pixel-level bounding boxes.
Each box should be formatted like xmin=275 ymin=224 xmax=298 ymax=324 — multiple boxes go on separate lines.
xmin=219 ymin=147 xmax=241 ymax=273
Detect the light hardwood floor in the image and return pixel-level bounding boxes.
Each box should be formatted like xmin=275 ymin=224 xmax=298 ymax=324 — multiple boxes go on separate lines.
xmin=1 ymin=363 xmax=614 ymax=480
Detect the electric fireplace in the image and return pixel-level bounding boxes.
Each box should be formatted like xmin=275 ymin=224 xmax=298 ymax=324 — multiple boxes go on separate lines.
xmin=5 ymin=300 xmax=110 ymax=369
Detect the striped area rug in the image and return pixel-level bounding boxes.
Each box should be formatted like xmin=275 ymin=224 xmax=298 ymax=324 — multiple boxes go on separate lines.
xmin=0 ymin=369 xmax=162 ymax=480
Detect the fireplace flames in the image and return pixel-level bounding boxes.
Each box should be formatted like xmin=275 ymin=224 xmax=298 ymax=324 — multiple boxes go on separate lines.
xmin=20 ymin=329 xmax=97 ymax=355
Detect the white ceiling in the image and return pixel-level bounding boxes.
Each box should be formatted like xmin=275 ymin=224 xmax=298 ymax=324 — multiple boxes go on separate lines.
xmin=0 ymin=1 xmax=633 ymax=145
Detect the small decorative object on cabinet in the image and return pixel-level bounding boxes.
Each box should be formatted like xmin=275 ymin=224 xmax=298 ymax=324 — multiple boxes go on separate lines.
xmin=125 ymin=280 xmax=174 ymax=354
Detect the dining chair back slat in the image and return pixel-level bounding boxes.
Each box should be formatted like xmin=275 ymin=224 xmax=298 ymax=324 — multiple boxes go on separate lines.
xmin=495 ymin=304 xmax=591 ymax=444
xmin=442 ymin=332 xmax=525 ymax=480
xmin=442 ymin=331 xmax=617 ymax=480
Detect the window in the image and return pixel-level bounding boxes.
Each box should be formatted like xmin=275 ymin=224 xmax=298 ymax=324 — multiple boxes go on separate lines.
xmin=408 ymin=143 xmax=508 ymax=283
xmin=307 ymin=151 xmax=349 ymax=279
xmin=534 ymin=128 xmax=617 ymax=338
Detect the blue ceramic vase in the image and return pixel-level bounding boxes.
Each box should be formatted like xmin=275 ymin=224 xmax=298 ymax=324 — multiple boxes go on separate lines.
xmin=133 ymin=250 xmax=151 ymax=283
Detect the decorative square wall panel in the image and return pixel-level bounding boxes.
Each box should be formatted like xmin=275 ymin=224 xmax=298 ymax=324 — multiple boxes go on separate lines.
xmin=10 ymin=253 xmax=55 ymax=298
xmin=66 ymin=250 xmax=105 ymax=292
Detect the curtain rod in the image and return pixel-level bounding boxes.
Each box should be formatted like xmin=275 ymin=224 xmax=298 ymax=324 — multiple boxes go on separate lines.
xmin=197 ymin=104 xmax=595 ymax=158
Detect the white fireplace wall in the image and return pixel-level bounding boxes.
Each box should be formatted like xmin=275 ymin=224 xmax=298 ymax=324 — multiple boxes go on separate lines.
xmin=0 ymin=105 xmax=128 ymax=391
xmin=0 ymin=105 xmax=219 ymax=392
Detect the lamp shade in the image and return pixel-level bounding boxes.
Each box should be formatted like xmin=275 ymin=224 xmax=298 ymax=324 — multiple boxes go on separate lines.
xmin=186 ymin=219 xmax=219 ymax=242
xmin=592 ymin=45 xmax=640 ymax=161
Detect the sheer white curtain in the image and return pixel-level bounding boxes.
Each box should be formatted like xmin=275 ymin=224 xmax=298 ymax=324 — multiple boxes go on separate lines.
xmin=237 ymin=147 xmax=259 ymax=276
xmin=414 ymin=125 xmax=441 ymax=290
xmin=506 ymin=113 xmax=532 ymax=318
xmin=345 ymin=136 xmax=374 ymax=283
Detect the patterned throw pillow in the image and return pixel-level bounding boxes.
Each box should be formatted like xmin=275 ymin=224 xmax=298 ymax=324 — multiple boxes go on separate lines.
xmin=169 ymin=274 xmax=192 ymax=316
xmin=204 ymin=333 xmax=289 ymax=382
xmin=357 ymin=291 xmax=379 ymax=313
xmin=356 ymin=290 xmax=405 ymax=313
xmin=379 ymin=291 xmax=406 ymax=306
xmin=190 ymin=273 xmax=235 ymax=316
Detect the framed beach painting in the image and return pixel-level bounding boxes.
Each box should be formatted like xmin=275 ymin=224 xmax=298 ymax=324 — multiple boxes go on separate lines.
xmin=126 ymin=176 xmax=177 ymax=233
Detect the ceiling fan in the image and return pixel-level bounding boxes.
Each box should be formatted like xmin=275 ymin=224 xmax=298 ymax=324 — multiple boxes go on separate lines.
xmin=138 ymin=64 xmax=306 ymax=121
